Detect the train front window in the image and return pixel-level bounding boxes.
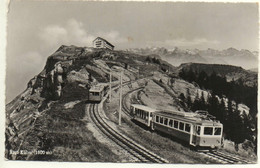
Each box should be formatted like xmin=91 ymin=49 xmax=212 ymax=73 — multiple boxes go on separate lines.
xmin=214 ymin=127 xmax=221 ymax=135
xmin=179 ymin=122 xmax=184 ymax=130
xmin=204 ymin=127 xmax=213 ymax=135
xmin=91 ymin=92 xmax=99 ymax=96
xmin=169 ymin=119 xmax=173 ymax=127
xmin=185 ymin=124 xmax=191 ymax=132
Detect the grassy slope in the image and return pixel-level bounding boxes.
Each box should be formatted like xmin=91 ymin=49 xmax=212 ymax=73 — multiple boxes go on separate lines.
xmin=15 ymin=82 xmax=119 ymax=161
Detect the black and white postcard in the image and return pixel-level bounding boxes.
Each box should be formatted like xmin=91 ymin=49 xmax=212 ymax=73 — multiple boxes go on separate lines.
xmin=1 ymin=0 xmax=259 ymax=168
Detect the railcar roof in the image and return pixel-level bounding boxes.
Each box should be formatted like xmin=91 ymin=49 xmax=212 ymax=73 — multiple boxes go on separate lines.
xmin=131 ymin=104 xmax=157 ymax=112
xmin=155 ymin=110 xmax=222 ymax=126
xmin=89 ymin=85 xmax=104 ymax=92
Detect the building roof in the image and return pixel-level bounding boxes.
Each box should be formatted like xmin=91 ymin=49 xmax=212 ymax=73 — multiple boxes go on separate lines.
xmin=131 ymin=104 xmax=157 ymax=112
xmin=93 ymin=37 xmax=115 ymax=47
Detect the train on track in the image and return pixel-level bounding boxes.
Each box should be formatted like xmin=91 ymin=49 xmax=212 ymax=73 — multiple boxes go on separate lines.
xmin=130 ymin=104 xmax=223 ymax=150
xmin=88 ymin=84 xmax=108 ymax=102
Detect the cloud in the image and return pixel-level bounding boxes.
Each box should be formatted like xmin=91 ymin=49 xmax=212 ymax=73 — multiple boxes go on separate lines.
xmin=98 ymin=30 xmax=128 ymax=44
xmin=39 ymin=19 xmax=126 ymax=49
xmin=39 ymin=25 xmax=68 ymax=47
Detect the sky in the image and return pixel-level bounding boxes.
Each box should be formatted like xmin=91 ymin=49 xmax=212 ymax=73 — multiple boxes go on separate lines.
xmin=5 ymin=0 xmax=259 ymax=103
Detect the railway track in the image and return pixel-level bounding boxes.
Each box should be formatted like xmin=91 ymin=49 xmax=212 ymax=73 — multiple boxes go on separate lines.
xmin=199 ymin=150 xmax=254 ymax=164
xmin=88 ymin=103 xmax=169 ymax=163
xmin=122 ymin=87 xmax=144 ymax=117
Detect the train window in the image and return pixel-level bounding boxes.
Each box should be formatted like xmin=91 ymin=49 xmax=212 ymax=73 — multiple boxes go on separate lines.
xmin=150 ymin=113 xmax=152 ymax=117
xmin=174 ymin=120 xmax=178 ymax=128
xmin=196 ymin=126 xmax=201 ymax=135
xmin=156 ymin=116 xmax=159 ymax=123
xmin=160 ymin=117 xmax=163 ymax=124
xmin=169 ymin=119 xmax=173 ymax=127
xmin=185 ymin=124 xmax=191 ymax=132
xmin=204 ymin=127 xmax=213 ymax=135
xmin=214 ymin=127 xmax=221 ymax=135
xmin=164 ymin=118 xmax=168 ymax=125
xmin=179 ymin=122 xmax=184 ymax=130
xmin=92 ymin=92 xmax=99 ymax=96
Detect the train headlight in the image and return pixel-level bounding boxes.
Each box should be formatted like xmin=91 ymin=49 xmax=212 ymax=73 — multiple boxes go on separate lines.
xmin=211 ymin=145 xmax=215 ymax=149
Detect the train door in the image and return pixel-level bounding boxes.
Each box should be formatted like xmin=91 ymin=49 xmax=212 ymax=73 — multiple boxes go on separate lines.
xmin=130 ymin=106 xmax=134 ymax=117
xmin=190 ymin=125 xmax=200 ymax=146
xmin=148 ymin=111 xmax=152 ymax=127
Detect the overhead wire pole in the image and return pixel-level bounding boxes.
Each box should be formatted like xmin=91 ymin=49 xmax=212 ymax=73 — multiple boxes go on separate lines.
xmin=109 ymin=70 xmax=112 ymax=102
xmin=119 ymin=70 xmax=123 ymax=126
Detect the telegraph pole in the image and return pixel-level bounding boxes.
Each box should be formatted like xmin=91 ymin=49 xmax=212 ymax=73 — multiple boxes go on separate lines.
xmin=137 ymin=67 xmax=140 ymax=79
xmin=109 ymin=70 xmax=112 ymax=102
xmin=119 ymin=70 xmax=123 ymax=126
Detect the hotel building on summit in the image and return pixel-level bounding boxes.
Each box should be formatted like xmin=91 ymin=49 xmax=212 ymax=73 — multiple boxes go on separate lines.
xmin=93 ymin=37 xmax=115 ymax=50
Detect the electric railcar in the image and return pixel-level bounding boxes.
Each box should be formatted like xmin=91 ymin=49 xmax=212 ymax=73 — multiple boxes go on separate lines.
xmin=89 ymin=85 xmax=105 ymax=102
xmin=130 ymin=104 xmax=157 ymax=127
xmin=130 ymin=104 xmax=223 ymax=149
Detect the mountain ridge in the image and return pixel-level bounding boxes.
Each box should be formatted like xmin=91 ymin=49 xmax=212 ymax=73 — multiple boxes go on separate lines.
xmin=127 ymin=47 xmax=258 ymax=69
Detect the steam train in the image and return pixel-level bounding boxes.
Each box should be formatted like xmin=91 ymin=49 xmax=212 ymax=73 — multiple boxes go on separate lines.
xmin=130 ymin=104 xmax=223 ymax=150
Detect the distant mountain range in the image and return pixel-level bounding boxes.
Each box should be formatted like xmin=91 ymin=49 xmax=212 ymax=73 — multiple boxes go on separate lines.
xmin=126 ymin=47 xmax=258 ymax=69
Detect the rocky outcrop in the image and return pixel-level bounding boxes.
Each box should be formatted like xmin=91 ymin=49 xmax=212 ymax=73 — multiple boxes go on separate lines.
xmin=42 ymin=62 xmax=65 ymax=100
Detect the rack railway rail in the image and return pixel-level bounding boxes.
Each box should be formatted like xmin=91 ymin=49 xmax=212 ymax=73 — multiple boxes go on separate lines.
xmin=88 ymin=103 xmax=169 ymax=163
xmin=199 ymin=150 xmax=254 ymax=164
